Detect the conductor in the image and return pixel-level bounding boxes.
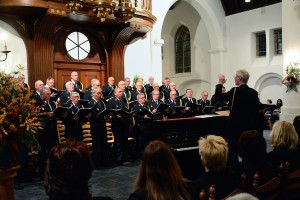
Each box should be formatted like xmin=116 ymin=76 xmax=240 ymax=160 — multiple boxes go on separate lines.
xmin=214 ymin=69 xmax=259 ymax=165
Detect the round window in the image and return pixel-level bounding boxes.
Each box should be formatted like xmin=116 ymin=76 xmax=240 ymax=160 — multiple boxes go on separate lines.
xmin=65 ymin=32 xmax=90 ymax=60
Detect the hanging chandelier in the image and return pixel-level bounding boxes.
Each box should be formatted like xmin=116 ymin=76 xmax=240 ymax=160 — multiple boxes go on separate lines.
xmin=65 ymin=0 xmax=135 ymax=22
xmin=65 ymin=0 xmax=84 ymax=14
xmin=114 ymin=0 xmax=135 ymax=23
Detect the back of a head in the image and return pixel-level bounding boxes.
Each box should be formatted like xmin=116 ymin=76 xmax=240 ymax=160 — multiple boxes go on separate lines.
xmin=226 ymin=193 xmax=259 ymax=200
xmin=134 ymin=140 xmax=190 ymax=199
xmin=45 ymin=140 xmax=94 ymax=200
xmin=270 ymin=120 xmax=299 ymax=149
xmin=238 ymin=130 xmax=267 ymax=161
xmin=236 ymin=69 xmax=250 ymax=84
xmin=293 ymin=115 xmax=300 ymax=136
xmin=199 ymin=135 xmax=228 ymax=171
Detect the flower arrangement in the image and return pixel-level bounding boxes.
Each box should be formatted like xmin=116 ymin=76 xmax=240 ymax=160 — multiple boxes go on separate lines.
xmin=282 ymin=62 xmax=300 ymax=92
xmin=132 ymin=74 xmax=146 ymax=86
xmin=0 ymin=68 xmax=43 ymax=168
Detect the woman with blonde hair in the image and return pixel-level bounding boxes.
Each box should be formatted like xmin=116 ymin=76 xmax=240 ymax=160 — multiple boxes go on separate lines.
xmin=128 ymin=140 xmax=192 ymax=200
xmin=267 ymin=120 xmax=300 ymax=172
xmin=193 ymin=135 xmax=239 ymax=200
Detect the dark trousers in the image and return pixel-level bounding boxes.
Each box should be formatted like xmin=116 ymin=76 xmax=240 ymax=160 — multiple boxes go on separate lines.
xmin=111 ymin=119 xmax=130 ymax=162
xmin=91 ymin=121 xmax=108 ymax=165
xmin=38 ymin=128 xmax=58 ymax=179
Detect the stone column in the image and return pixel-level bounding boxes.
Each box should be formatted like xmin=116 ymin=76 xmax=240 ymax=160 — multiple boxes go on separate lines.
xmin=281 ymin=1 xmax=300 ymax=122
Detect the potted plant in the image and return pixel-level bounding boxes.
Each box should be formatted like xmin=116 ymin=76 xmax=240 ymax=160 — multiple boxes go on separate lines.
xmin=282 ymin=62 xmax=300 ymax=92
xmin=0 ymin=69 xmax=43 ymax=199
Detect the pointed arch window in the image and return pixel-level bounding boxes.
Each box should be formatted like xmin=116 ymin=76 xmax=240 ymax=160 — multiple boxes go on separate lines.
xmin=175 ymin=26 xmax=191 ymax=73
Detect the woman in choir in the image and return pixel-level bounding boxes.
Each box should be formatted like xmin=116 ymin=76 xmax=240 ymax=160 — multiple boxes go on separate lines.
xmin=128 ymin=140 xmax=192 ymax=200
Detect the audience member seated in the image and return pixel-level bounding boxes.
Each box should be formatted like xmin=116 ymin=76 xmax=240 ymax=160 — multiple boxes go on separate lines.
xmin=128 ymin=140 xmax=192 ymax=200
xmin=230 ymin=130 xmax=276 ymax=191
xmin=271 ymin=98 xmax=283 ymax=124
xmin=226 ymin=192 xmax=258 ymax=200
xmin=293 ymin=115 xmax=300 ymax=149
xmin=267 ymin=120 xmax=300 ymax=172
xmin=192 ymin=135 xmax=240 ymax=200
xmin=44 ymin=140 xmax=112 ymax=200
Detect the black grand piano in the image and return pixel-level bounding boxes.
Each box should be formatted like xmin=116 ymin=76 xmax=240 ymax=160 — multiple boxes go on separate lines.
xmin=151 ymin=114 xmax=228 ymax=180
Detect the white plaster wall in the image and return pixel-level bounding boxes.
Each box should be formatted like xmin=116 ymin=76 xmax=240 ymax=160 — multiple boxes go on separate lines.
xmin=124 ymin=33 xmax=153 ymax=84
xmin=0 ymin=20 xmax=28 ymax=80
xmin=280 ymin=0 xmax=300 ymax=122
xmin=158 ymin=0 xmax=226 ymax=99
xmin=225 ymin=3 xmax=283 ymax=103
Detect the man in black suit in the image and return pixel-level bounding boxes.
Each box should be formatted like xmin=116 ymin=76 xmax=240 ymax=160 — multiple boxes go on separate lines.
xmin=132 ymin=93 xmax=152 ymax=157
xmin=144 ymin=76 xmax=154 ymax=98
xmin=197 ymin=90 xmax=211 ymax=114
xmin=59 ymin=81 xmax=74 ymax=106
xmin=182 ymin=88 xmax=198 ymax=117
xmin=106 ymin=87 xmax=130 ymax=164
xmin=38 ymin=86 xmax=58 ymax=179
xmin=211 ymin=86 xmax=228 ymax=110
xmin=17 ymin=74 xmax=29 ymax=90
xmin=86 ymin=87 xmax=108 ymax=167
xmin=147 ymin=89 xmax=164 ymax=120
xmin=148 ymin=82 xmax=164 ymax=101
xmin=159 ymin=77 xmax=171 ymax=101
xmin=62 ymin=92 xmax=85 ymax=140
xmin=214 ymin=69 xmax=259 ymax=165
xmin=165 ymin=90 xmax=184 ymax=118
xmin=31 ymin=80 xmax=44 ymax=106
xmin=63 ymin=71 xmax=83 ymax=95
xmin=103 ymin=76 xmax=116 ymax=100
xmin=118 ymin=80 xmax=131 ymax=105
xmin=197 ymin=91 xmax=210 ymax=107
xmin=64 ymin=71 xmax=83 ymax=91
xmin=83 ymin=79 xmax=101 ymax=101
xmin=169 ymin=82 xmax=179 ymax=96
xmin=131 ymin=81 xmax=147 ymax=101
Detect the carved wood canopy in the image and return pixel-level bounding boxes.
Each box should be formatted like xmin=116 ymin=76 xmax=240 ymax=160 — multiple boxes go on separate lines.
xmin=0 ymin=0 xmax=156 ymax=88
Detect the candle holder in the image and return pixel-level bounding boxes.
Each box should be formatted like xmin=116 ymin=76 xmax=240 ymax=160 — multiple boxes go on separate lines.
xmin=0 ymin=50 xmax=11 ymax=62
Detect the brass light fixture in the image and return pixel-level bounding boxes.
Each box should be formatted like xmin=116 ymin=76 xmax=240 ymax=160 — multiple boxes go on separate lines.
xmin=89 ymin=0 xmax=116 ymax=22
xmin=66 ymin=0 xmax=84 ymax=14
xmin=0 ymin=42 xmax=11 ymax=62
xmin=114 ymin=0 xmax=135 ymax=23
xmin=65 ymin=0 xmax=135 ymax=22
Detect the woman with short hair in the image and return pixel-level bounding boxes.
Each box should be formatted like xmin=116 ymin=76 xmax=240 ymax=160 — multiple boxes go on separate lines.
xmin=267 ymin=120 xmax=300 ymax=172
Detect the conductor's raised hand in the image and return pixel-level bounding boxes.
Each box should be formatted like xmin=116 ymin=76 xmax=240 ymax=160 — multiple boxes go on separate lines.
xmin=218 ymin=74 xmax=227 ymax=84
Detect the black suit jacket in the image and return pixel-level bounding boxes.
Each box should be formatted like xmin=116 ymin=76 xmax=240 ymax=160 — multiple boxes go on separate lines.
xmin=59 ymin=90 xmax=71 ymax=106
xmin=182 ymin=97 xmax=198 ymax=117
xmin=31 ymin=91 xmax=42 ymax=106
xmin=159 ymin=85 xmax=171 ymax=101
xmin=132 ymin=103 xmax=151 ymax=122
xmin=197 ymin=99 xmax=211 ymax=108
xmin=102 ymin=84 xmax=115 ymax=99
xmin=83 ymin=90 xmax=92 ymax=101
xmin=192 ymin=169 xmax=240 ymax=200
xmin=165 ymin=98 xmax=183 ymax=118
xmin=86 ymin=98 xmax=106 ymax=134
xmin=131 ymin=90 xmax=147 ymax=101
xmin=147 ymin=99 xmax=164 ymax=120
xmin=63 ymin=80 xmax=83 ymax=92
xmin=214 ymin=84 xmax=259 ymax=137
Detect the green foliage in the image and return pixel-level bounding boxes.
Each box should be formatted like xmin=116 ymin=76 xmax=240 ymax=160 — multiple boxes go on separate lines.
xmin=286 ymin=62 xmax=300 ymax=79
xmin=132 ymin=74 xmax=146 ymax=86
